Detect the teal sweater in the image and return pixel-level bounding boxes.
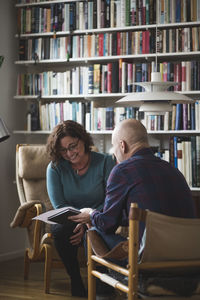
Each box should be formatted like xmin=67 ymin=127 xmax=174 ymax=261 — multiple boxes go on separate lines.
xmin=46 ymin=151 xmax=115 ymax=210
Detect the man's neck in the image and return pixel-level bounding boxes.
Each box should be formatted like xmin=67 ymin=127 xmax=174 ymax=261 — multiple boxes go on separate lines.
xmin=129 ymin=143 xmax=150 ymax=158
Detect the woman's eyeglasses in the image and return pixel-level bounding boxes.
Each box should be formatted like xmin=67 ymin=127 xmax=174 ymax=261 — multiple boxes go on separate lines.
xmin=60 ymin=139 xmax=80 ymax=154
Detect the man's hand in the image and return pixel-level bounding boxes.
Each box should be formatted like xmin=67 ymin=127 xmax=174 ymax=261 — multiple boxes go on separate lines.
xmin=68 ymin=208 xmax=93 ymax=225
xmin=69 ymin=223 xmax=85 ymax=246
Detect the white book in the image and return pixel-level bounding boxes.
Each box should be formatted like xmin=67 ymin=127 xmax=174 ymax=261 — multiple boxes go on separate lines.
xmin=115 ymin=107 xmax=126 ymax=126
xmin=198 ymin=101 xmax=200 ymax=131
xmin=88 ymin=1 xmax=93 ymax=29
xmin=164 ymin=111 xmax=169 ymax=131
xmin=181 ymin=61 xmax=186 ymax=91
xmin=85 ymin=111 xmax=91 ymax=131
xmin=116 ymin=0 xmax=121 ymax=27
xmin=63 ymin=100 xmax=69 ymax=121
xmin=186 ymin=61 xmax=191 ymax=91
xmin=177 ymin=140 xmax=183 ymax=175
xmin=163 ymin=149 xmax=170 ymax=163
xmin=120 ymin=0 xmax=126 ymax=27
xmin=79 ymin=2 xmax=84 ymax=30
xmin=72 ymin=67 xmax=79 ymax=95
xmin=97 ymin=0 xmax=101 ymax=28
xmin=197 ymin=0 xmax=200 ymax=21
xmin=45 ymin=103 xmax=50 ymax=130
xmin=64 ymin=4 xmax=70 ymax=31
xmin=78 ymin=102 xmax=83 ymax=125
xmin=110 ymin=0 xmax=115 ymax=27
xmin=90 ymin=101 xmax=94 ymax=131
xmin=195 ymin=101 xmax=200 ymax=131
xmin=122 ymin=62 xmax=127 ymax=93
xmin=185 ymin=140 xmax=192 ymax=187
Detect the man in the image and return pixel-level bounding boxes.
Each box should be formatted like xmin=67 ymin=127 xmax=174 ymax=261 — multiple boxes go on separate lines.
xmin=70 ymin=119 xmax=195 ymax=249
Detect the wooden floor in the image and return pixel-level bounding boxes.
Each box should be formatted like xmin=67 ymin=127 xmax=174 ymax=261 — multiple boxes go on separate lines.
xmin=0 ymin=256 xmax=87 ymax=300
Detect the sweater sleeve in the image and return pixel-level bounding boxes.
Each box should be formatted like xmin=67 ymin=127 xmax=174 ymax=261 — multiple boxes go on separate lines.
xmin=91 ymin=164 xmax=128 ymax=233
xmin=46 ymin=162 xmax=67 ymax=209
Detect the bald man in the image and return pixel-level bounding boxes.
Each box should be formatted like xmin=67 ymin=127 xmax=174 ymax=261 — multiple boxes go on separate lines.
xmin=70 ymin=119 xmax=195 ymax=249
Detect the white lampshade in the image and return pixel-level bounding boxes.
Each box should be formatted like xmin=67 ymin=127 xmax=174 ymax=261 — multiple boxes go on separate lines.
xmin=116 ymin=72 xmax=195 ymax=114
xmin=0 ymin=117 xmax=10 ymax=143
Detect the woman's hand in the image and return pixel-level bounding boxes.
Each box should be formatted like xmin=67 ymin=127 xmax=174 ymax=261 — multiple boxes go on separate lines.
xmin=69 ymin=223 xmax=85 ymax=246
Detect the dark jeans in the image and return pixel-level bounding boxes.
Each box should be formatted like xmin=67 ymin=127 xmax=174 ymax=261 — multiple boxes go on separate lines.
xmin=50 ymin=222 xmax=81 ymax=278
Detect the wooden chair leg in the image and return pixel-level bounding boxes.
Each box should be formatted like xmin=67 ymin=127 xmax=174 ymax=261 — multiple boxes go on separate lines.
xmin=87 ymin=233 xmax=96 ymax=300
xmin=43 ymin=244 xmax=52 ymax=294
xmin=24 ymin=249 xmax=30 ymax=280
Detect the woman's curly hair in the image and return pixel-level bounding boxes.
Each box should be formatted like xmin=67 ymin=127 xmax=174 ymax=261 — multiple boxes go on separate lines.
xmin=46 ymin=120 xmax=94 ymax=165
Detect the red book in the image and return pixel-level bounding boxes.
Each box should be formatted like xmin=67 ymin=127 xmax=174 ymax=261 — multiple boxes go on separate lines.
xmin=142 ymin=31 xmax=146 ymax=54
xmin=98 ymin=33 xmax=104 ymax=56
xmin=117 ymin=32 xmax=121 ymax=55
xmin=107 ymin=63 xmax=112 ymax=93
xmin=142 ymin=2 xmax=146 ymax=25
xmin=145 ymin=30 xmax=150 ymax=53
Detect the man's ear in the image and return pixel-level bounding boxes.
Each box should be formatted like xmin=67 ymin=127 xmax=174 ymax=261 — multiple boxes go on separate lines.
xmin=120 ymin=140 xmax=127 ymax=153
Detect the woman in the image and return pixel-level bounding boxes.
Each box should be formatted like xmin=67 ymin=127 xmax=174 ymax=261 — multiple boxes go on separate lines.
xmin=46 ymin=120 xmax=115 ymax=297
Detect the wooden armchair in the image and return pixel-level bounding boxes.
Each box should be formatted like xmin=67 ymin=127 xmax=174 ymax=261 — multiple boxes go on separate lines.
xmin=10 ymin=144 xmax=85 ymax=293
xmin=87 ymin=203 xmax=200 ymax=300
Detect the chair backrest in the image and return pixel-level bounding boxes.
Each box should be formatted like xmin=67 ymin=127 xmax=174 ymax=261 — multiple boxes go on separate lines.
xmin=139 ymin=210 xmax=200 ymax=263
xmin=16 ymin=144 xmax=52 ymax=244
xmin=16 ymin=144 xmax=52 ymax=209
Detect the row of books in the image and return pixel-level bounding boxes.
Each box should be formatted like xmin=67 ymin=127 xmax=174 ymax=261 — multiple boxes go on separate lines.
xmin=169 ymin=136 xmax=200 ymax=187
xmin=16 ymin=60 xmax=200 ymax=96
xmin=17 ymin=0 xmax=200 ymax=31
xmin=19 ymin=36 xmax=71 ymax=60
xmin=144 ymin=102 xmax=200 ymax=131
xmin=71 ymin=30 xmax=155 ymax=58
xmin=28 ymin=99 xmax=200 ymax=133
xmin=18 ymin=25 xmax=200 ymax=61
xmin=157 ymin=27 xmax=200 ymax=53
xmin=157 ymin=0 xmax=200 ymax=24
xmin=17 ymin=62 xmax=151 ymax=96
xmin=29 ymin=100 xmax=144 ymax=132
xmin=17 ymin=0 xmax=157 ymax=34
xmin=155 ymin=136 xmax=200 ymax=188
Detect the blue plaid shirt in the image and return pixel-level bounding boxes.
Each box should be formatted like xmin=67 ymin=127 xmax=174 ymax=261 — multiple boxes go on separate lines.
xmin=91 ymin=148 xmax=195 ymax=241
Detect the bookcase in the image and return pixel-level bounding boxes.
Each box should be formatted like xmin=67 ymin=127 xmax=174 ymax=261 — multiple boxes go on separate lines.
xmin=14 ymin=0 xmax=200 ymax=195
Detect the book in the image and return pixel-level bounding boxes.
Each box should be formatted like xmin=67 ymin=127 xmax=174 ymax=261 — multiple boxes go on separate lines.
xmin=48 ymin=206 xmax=80 ymax=224
xmin=33 ymin=206 xmax=81 ymax=225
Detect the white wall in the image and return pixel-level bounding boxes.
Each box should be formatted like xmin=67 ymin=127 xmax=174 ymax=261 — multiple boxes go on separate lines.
xmin=0 ymin=0 xmax=29 ymax=261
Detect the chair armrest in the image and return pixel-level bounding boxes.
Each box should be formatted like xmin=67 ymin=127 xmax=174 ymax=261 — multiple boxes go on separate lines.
xmin=40 ymin=232 xmax=53 ymax=246
xmin=10 ymin=200 xmax=42 ymax=228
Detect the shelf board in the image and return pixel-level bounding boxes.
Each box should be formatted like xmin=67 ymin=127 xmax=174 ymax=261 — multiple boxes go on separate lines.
xmin=16 ymin=0 xmax=80 ymax=7
xmin=13 ymin=129 xmax=114 ymax=135
xmin=15 ymin=24 xmax=157 ymax=38
xmin=190 ymin=187 xmax=200 ymax=192
xmin=157 ymin=21 xmax=200 ymax=28
xmin=147 ymin=130 xmax=200 ymax=134
xmin=13 ymin=130 xmax=200 ymax=135
xmin=14 ymin=91 xmax=200 ymax=101
xmin=14 ymin=51 xmax=200 ymax=65
xmin=14 ymin=93 xmax=127 ymax=101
